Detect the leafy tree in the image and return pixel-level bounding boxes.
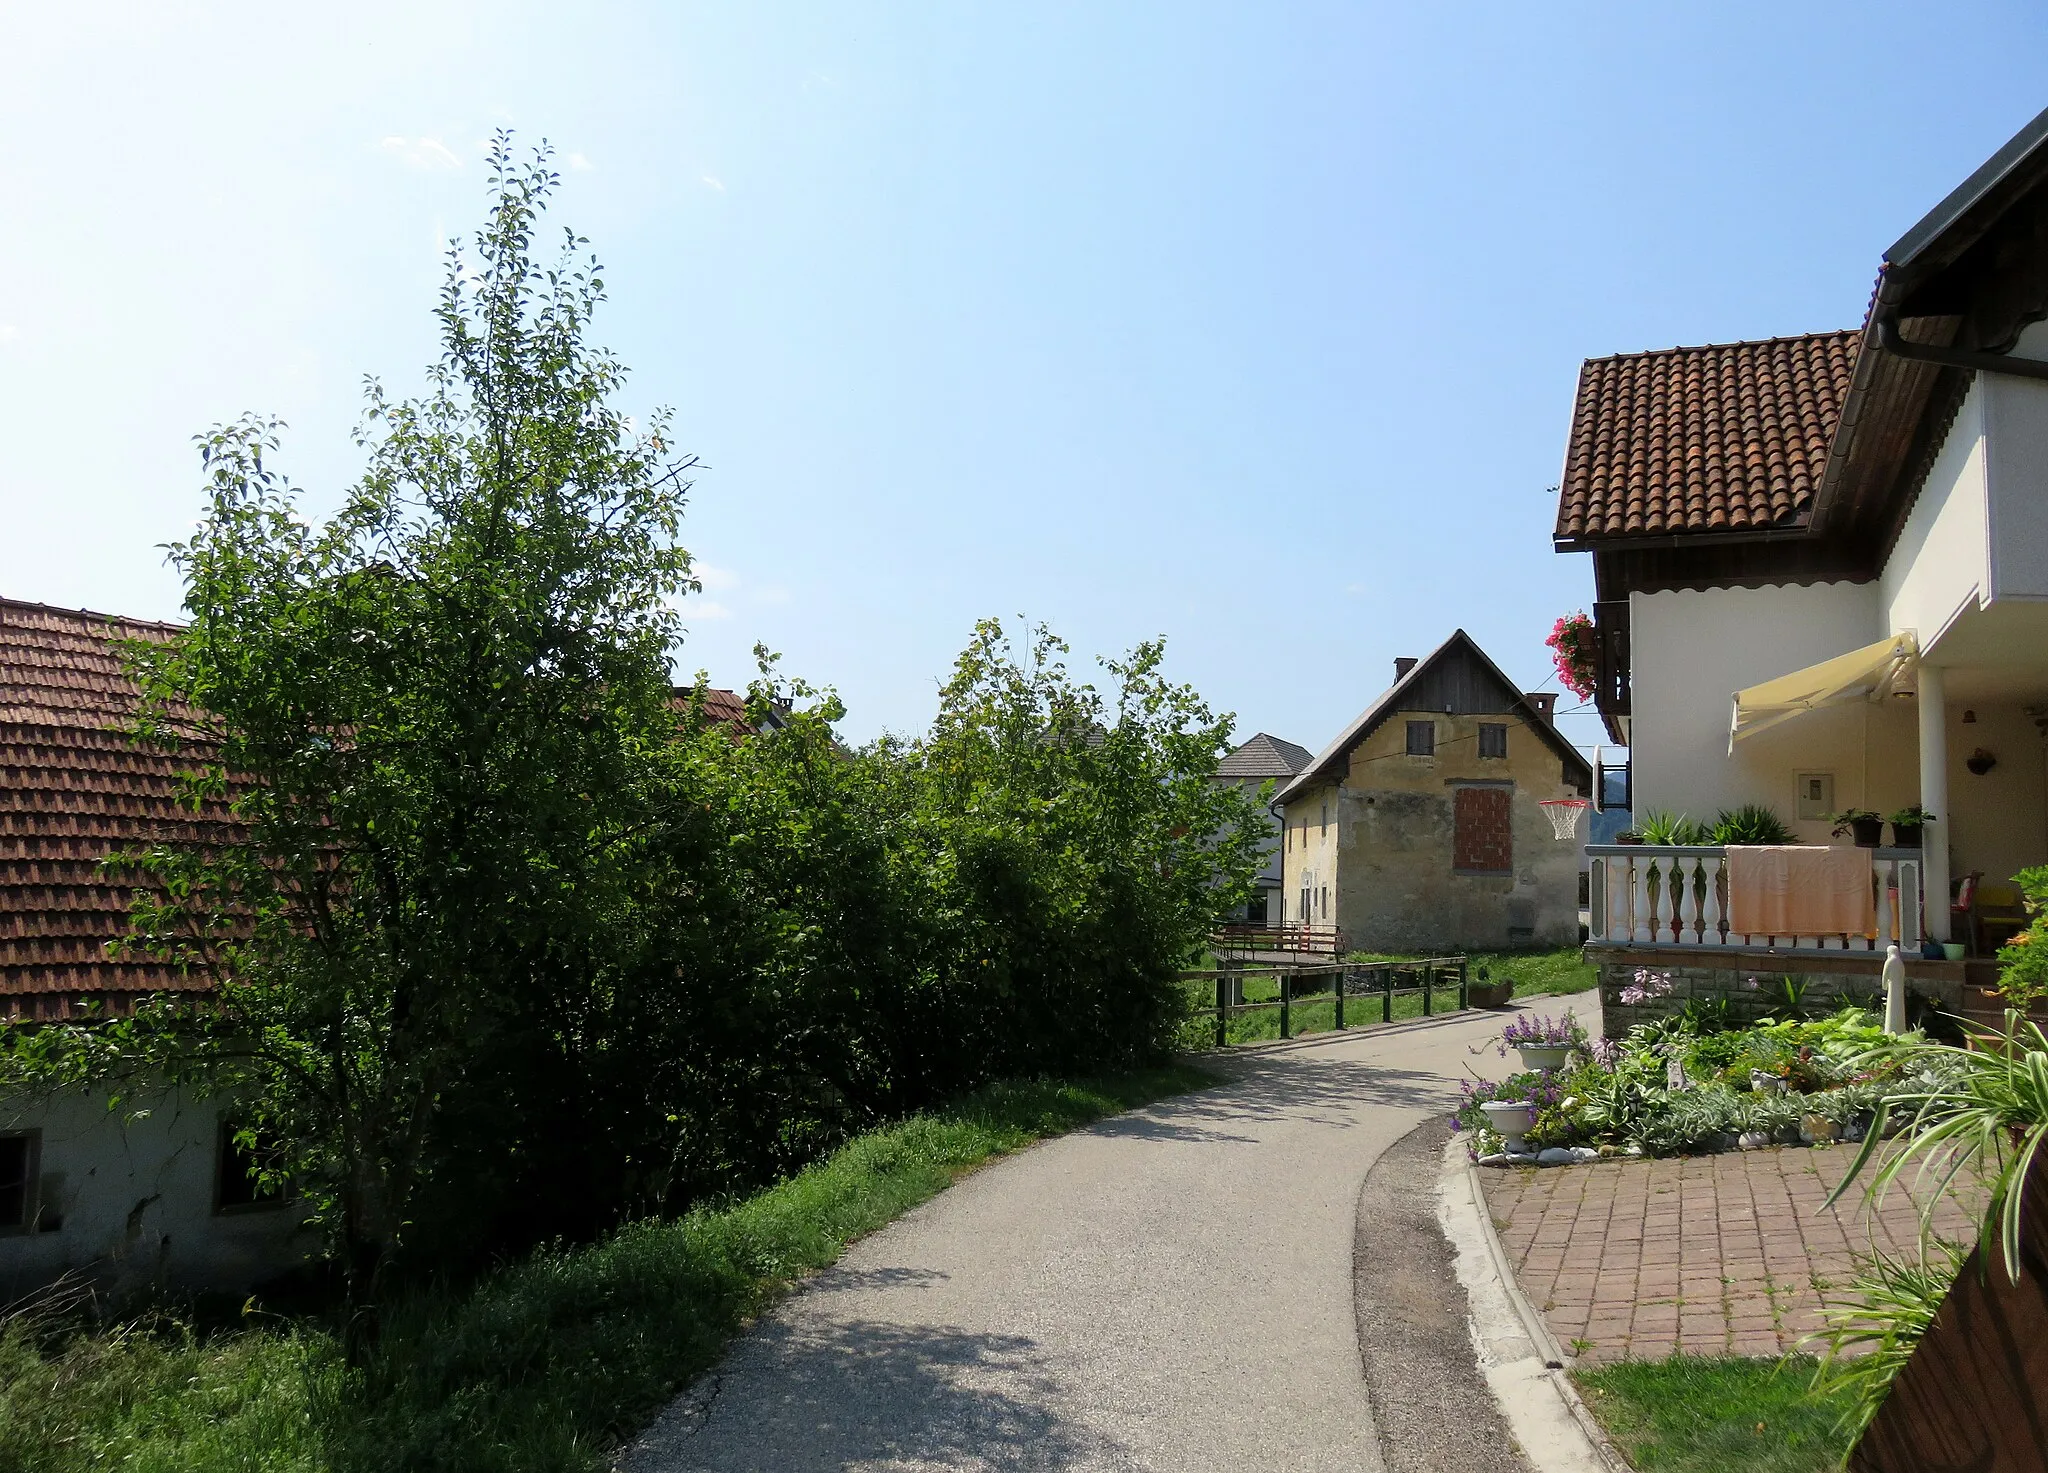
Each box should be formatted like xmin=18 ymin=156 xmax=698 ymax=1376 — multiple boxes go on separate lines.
xmin=88 ymin=137 xmax=696 ymax=1331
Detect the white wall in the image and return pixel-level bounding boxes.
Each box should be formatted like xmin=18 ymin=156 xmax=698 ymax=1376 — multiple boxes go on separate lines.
xmin=1882 ymin=378 xmax=1989 ymax=643
xmin=0 ymin=1084 xmax=313 ymax=1299
xmin=1945 ymin=701 xmax=2048 ymax=894
xmin=1629 ymin=581 xmax=1919 ymax=840
xmin=1985 ymin=319 xmax=2048 ymax=602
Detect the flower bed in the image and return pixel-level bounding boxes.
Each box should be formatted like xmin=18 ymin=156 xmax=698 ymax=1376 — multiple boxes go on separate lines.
xmin=1455 ymin=989 xmax=1952 ymax=1164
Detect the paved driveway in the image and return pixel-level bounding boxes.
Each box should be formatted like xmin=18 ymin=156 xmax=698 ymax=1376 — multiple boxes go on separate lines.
xmin=627 ymin=1003 xmax=1543 ymax=1473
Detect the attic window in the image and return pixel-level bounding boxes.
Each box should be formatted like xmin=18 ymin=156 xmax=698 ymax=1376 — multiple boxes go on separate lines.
xmin=1479 ymin=723 xmax=1508 ymax=759
xmin=1406 ymin=721 xmax=1436 ymax=757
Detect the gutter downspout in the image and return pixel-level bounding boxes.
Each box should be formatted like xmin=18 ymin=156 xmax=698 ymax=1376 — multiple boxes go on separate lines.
xmin=1876 ymin=313 xmax=2048 ymax=383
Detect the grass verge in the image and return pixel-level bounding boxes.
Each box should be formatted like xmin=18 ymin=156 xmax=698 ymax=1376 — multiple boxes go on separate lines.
xmin=0 ymin=1064 xmax=1213 ymax=1473
xmin=1573 ymin=1355 xmax=1856 ymax=1473
xmin=1185 ymin=945 xmax=1595 ymax=1047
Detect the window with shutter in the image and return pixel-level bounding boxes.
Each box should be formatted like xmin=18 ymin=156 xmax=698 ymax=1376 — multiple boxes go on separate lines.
xmin=1454 ymin=786 xmax=1513 ymax=874
xmin=1405 ymin=720 xmax=1435 ymax=756
xmin=1478 ymin=723 xmax=1508 ymax=759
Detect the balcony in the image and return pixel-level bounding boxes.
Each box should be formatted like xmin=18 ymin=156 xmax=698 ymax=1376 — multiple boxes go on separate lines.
xmin=1586 ymin=844 xmax=1925 ymax=954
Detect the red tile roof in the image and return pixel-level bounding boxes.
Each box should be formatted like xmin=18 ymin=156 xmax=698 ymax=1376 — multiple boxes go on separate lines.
xmin=1 ymin=597 xmax=756 ymax=1016
xmin=1554 ymin=331 xmax=1860 ymax=543
xmin=0 ymin=600 xmax=215 ymax=1016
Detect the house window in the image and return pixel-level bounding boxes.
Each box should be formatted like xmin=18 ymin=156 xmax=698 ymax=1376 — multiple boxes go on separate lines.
xmin=1247 ymin=892 xmax=1268 ymax=924
xmin=1454 ymin=786 xmax=1513 ymax=874
xmin=214 ymin=1121 xmax=285 ymax=1213
xmin=0 ymin=1132 xmax=37 ymax=1233
xmin=1479 ymin=723 xmax=1508 ymax=759
xmin=1320 ymin=799 xmax=1328 ymax=835
xmin=1406 ymin=720 xmax=1436 ymax=756
xmin=1320 ymin=884 xmax=1329 ymax=916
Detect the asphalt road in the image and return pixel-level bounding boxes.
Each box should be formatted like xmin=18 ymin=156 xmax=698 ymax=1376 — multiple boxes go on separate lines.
xmin=626 ymin=1004 xmax=1541 ymax=1473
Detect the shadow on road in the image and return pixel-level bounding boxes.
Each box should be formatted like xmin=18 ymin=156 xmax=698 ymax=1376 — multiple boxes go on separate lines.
xmin=627 ymin=1317 xmax=1135 ymax=1472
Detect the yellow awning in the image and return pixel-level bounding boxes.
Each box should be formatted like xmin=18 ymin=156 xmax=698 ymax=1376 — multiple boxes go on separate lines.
xmin=1728 ymin=633 xmax=1919 ymax=752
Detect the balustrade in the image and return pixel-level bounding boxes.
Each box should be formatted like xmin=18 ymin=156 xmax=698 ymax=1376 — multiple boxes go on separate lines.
xmin=1586 ymin=845 xmax=1924 ymax=953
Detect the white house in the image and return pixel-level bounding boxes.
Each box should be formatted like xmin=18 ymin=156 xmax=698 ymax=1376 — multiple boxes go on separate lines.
xmin=1554 ymin=106 xmax=2048 ymax=1027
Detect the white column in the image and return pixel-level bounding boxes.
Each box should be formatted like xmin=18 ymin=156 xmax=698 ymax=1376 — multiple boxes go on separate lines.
xmin=1918 ymin=663 xmax=1950 ymax=942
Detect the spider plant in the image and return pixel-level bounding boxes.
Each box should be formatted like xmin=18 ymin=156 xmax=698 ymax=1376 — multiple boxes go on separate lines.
xmin=1635 ymin=808 xmax=1711 ymax=846
xmin=1825 ymin=1011 xmax=2048 ymax=1282
xmin=1807 ymin=1237 xmax=1970 ymax=1443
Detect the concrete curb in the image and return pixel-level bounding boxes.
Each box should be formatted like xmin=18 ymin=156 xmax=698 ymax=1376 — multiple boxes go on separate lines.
xmin=1436 ymin=1138 xmax=1634 ymax=1473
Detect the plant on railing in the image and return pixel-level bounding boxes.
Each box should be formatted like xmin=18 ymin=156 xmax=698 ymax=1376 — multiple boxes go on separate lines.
xmin=1545 ymin=611 xmax=1598 ymax=700
xmin=1636 ymin=809 xmax=1711 ymax=846
xmin=1711 ymin=803 xmax=1796 ymax=845
xmin=1992 ymin=865 xmax=2048 ymax=1012
xmin=1831 ymin=808 xmax=1884 ymax=845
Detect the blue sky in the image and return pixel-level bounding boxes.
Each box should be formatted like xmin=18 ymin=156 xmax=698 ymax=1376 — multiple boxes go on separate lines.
xmin=3 ymin=3 xmax=2045 ymax=753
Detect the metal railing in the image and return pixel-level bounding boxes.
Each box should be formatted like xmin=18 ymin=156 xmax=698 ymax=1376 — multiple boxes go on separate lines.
xmin=1586 ymin=844 xmax=1924 ymax=953
xmin=1182 ymin=957 xmax=1470 ymax=1045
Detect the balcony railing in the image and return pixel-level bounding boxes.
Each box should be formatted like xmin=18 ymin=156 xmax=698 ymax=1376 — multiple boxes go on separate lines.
xmin=1587 ymin=845 xmax=1924 ymax=953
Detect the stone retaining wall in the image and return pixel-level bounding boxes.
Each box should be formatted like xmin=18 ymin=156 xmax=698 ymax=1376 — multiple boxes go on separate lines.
xmin=1596 ymin=955 xmax=1965 ymax=1035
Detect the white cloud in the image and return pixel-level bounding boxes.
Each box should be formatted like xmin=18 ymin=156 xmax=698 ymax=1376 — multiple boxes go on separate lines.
xmin=1344 ymin=581 xmax=1368 ymax=595
xmin=756 ymin=584 xmax=791 ymax=606
xmin=700 ymin=173 xmax=726 ymax=193
xmin=381 ymin=135 xmax=462 ymax=170
xmin=694 ymin=562 xmax=740 ymax=592
xmin=0 ymin=324 xmax=18 ymax=343
xmin=566 ymin=151 xmax=594 ymax=172
xmin=692 ymin=599 xmax=733 ymax=620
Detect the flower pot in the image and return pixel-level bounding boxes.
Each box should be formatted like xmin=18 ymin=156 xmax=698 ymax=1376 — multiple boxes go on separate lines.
xmin=1942 ymin=942 xmax=1966 ymax=962
xmin=1737 ymin=1130 xmax=1773 ymax=1151
xmin=1468 ymin=980 xmax=1515 ymax=1009
xmin=1891 ymin=821 xmax=1924 ymax=848
xmin=1480 ymin=1100 xmax=1538 ymax=1153
xmin=1750 ymin=1071 xmax=1788 ymax=1094
xmin=1799 ymin=1113 xmax=1839 ymax=1144
xmin=1515 ymin=1044 xmax=1574 ymax=1072
xmin=1847 ymin=816 xmax=1884 ymax=847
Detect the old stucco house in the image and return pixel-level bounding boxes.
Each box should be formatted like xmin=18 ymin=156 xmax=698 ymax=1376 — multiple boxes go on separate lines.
xmin=1273 ymin=631 xmax=1592 ymax=953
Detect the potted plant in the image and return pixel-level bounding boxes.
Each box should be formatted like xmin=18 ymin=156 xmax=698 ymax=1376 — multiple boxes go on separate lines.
xmin=1497 ymin=1011 xmax=1587 ymax=1072
xmin=1799 ymin=1108 xmax=1841 ymax=1144
xmin=1479 ymin=1099 xmax=1539 ymax=1154
xmin=1546 ymin=611 xmax=1599 ymax=701
xmin=1831 ymin=809 xmax=1884 ymax=847
xmin=1615 ymin=829 xmax=1643 ymax=846
xmin=1467 ymin=964 xmax=1514 ymax=1010
xmin=1888 ymin=805 xmax=1933 ymax=848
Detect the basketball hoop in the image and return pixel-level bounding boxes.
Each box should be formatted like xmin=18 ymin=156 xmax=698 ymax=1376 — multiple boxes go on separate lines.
xmin=1541 ymin=798 xmax=1590 ymax=841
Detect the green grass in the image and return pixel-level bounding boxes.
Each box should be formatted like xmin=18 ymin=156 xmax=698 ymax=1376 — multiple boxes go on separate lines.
xmin=0 ymin=1064 xmax=1212 ymax=1473
xmin=1184 ymin=945 xmax=1595 ymax=1047
xmin=1574 ymin=1355 xmax=1857 ymax=1473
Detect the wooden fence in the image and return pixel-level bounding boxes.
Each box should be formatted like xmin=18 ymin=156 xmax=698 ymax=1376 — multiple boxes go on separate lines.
xmin=1182 ymin=957 xmax=1469 ymax=1046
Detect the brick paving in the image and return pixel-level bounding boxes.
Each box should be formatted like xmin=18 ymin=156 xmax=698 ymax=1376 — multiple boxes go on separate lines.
xmin=1479 ymin=1146 xmax=1984 ymax=1364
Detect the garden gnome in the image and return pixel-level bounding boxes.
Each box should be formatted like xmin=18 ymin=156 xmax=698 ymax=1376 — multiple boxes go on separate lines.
xmin=1882 ymin=943 xmax=1907 ymax=1034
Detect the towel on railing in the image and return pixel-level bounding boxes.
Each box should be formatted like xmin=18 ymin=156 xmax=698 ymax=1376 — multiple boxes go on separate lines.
xmin=1725 ymin=845 xmax=1874 ymax=938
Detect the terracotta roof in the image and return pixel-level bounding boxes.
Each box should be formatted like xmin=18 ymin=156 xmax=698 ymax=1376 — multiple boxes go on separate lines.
xmin=1 ymin=597 xmax=758 ymax=1016
xmin=1216 ymin=733 xmax=1312 ymax=781
xmin=1554 ymin=331 xmax=1860 ymax=544
xmin=0 ymin=600 xmax=217 ymax=1015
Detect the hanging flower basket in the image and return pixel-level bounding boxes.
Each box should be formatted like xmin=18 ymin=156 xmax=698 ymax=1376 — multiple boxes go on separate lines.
xmin=1546 ymin=612 xmax=1598 ymax=701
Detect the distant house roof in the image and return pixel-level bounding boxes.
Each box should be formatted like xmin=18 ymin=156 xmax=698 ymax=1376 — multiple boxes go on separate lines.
xmin=1 ymin=596 xmax=757 ymax=1018
xmin=1552 ymin=331 xmax=1860 ymax=546
xmin=1216 ymin=732 xmax=1311 ymax=781
xmin=1273 ymin=630 xmax=1592 ymax=809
